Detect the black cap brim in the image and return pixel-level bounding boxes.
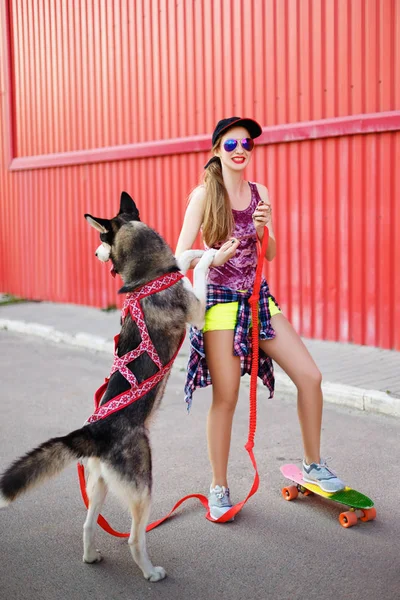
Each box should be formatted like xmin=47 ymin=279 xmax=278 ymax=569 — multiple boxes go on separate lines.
xmin=212 ymin=117 xmax=262 ymax=145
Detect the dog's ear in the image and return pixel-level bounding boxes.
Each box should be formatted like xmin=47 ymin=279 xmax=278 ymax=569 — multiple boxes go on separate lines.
xmin=119 ymin=191 xmax=140 ymax=220
xmin=84 ymin=214 xmax=111 ymax=233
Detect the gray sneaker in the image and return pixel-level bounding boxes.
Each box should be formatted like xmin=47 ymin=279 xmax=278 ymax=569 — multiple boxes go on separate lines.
xmin=302 ymin=459 xmax=345 ymax=493
xmin=208 ymin=485 xmax=234 ymax=521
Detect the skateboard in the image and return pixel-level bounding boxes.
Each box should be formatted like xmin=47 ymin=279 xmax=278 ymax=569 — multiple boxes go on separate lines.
xmin=280 ymin=464 xmax=376 ymax=528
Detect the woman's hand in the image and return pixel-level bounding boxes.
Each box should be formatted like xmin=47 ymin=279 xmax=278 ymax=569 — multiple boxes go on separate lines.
xmin=252 ymin=201 xmax=272 ymax=233
xmin=212 ymin=238 xmax=240 ymax=267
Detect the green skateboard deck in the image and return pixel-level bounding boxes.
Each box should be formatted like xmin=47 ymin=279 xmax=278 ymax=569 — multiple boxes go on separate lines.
xmin=280 ymin=464 xmax=376 ymax=528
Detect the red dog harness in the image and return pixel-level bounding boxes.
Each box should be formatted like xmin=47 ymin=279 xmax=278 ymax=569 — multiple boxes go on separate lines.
xmin=87 ymin=270 xmax=185 ymax=424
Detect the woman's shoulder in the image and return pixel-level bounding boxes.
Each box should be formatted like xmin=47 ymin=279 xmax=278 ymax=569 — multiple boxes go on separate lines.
xmin=188 ymin=184 xmax=206 ymax=204
xmin=250 ymin=181 xmax=270 ymax=203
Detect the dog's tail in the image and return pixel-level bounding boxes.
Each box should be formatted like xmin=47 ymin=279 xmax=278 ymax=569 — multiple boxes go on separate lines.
xmin=0 ymin=426 xmax=97 ymax=507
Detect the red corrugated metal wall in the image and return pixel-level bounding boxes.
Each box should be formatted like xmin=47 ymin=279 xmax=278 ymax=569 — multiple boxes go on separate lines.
xmin=1 ymin=0 xmax=400 ymax=349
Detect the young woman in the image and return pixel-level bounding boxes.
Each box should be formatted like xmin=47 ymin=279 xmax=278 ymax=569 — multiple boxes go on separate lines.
xmin=175 ymin=117 xmax=344 ymax=521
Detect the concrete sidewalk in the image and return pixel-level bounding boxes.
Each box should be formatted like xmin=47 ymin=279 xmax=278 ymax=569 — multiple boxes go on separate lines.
xmin=0 ymin=299 xmax=399 ymax=417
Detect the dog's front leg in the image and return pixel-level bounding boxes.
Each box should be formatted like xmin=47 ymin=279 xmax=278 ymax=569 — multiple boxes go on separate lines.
xmin=193 ymin=249 xmax=217 ymax=306
xmin=188 ymin=249 xmax=217 ymax=329
xmin=176 ymin=249 xmax=204 ymax=275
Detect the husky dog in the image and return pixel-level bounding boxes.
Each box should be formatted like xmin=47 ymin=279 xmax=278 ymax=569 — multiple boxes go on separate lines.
xmin=0 ymin=191 xmax=215 ymax=582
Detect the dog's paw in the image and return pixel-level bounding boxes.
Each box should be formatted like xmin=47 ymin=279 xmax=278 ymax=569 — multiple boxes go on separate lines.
xmin=146 ymin=566 xmax=166 ymax=582
xmin=197 ymin=248 xmax=217 ymax=268
xmin=193 ymin=318 xmax=205 ymax=330
xmin=83 ymin=549 xmax=103 ymax=564
xmin=0 ymin=493 xmax=10 ymax=509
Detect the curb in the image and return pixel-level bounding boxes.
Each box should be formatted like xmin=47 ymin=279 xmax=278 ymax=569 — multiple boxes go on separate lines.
xmin=0 ymin=318 xmax=113 ymax=354
xmin=269 ymin=373 xmax=400 ymax=418
xmin=1 ymin=317 xmax=399 ymax=419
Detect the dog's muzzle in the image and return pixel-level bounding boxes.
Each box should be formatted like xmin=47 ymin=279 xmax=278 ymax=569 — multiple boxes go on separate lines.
xmin=95 ymin=243 xmax=111 ymax=262
xmin=95 ymin=243 xmax=117 ymax=276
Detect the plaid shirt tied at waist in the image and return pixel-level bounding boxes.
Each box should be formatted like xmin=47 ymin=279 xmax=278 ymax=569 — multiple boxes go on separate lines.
xmin=184 ymin=280 xmax=278 ymax=411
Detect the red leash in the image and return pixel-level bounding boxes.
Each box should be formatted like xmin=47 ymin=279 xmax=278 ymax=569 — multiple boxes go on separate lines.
xmin=78 ymin=227 xmax=269 ymax=531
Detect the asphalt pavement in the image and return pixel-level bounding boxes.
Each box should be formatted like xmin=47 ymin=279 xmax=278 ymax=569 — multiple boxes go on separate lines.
xmin=0 ymin=315 xmax=399 ymax=599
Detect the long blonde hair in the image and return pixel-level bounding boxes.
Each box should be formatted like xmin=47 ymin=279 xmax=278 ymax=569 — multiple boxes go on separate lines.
xmin=201 ymin=139 xmax=234 ymax=248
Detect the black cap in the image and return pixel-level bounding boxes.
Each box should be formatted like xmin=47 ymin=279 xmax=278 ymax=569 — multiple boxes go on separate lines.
xmin=211 ymin=117 xmax=262 ymax=146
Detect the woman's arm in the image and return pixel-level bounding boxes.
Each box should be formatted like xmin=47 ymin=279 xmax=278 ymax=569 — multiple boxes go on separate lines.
xmin=175 ymin=186 xmax=241 ymax=269
xmin=175 ymin=186 xmax=206 ymax=269
xmin=252 ymin=183 xmax=276 ymax=262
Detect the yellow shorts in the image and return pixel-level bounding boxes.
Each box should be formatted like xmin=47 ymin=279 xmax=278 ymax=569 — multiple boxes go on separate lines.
xmin=203 ymin=297 xmax=281 ymax=333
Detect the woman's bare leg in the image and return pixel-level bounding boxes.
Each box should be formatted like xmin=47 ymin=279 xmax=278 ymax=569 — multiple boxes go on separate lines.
xmin=259 ymin=314 xmax=323 ymax=463
xmin=204 ymin=330 xmax=242 ymax=487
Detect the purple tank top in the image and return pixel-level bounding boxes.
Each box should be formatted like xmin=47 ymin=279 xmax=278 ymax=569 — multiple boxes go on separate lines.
xmin=206 ymin=182 xmax=260 ymax=290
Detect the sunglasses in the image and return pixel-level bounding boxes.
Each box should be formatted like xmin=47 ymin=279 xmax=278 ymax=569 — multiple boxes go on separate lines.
xmin=223 ymin=138 xmax=255 ymax=153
